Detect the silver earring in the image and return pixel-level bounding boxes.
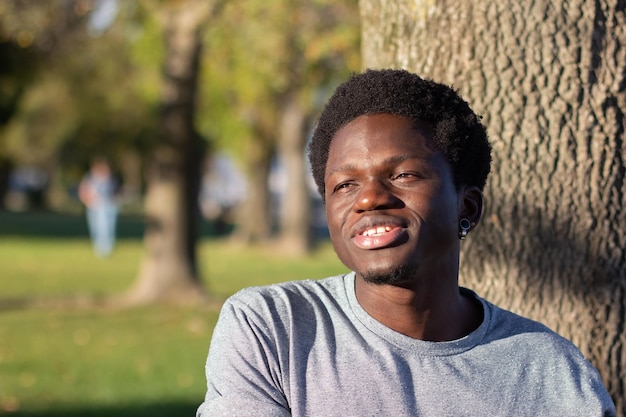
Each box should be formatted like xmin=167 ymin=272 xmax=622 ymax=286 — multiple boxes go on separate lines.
xmin=459 ymin=218 xmax=471 ymax=240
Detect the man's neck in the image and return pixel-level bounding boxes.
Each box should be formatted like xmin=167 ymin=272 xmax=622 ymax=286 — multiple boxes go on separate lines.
xmin=354 ymin=276 xmax=482 ymax=341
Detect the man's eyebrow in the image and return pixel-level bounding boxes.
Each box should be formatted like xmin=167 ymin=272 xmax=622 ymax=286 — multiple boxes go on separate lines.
xmin=384 ymin=154 xmax=427 ymax=165
xmin=326 ymin=163 xmax=358 ymax=177
xmin=326 ymin=154 xmax=427 ymax=177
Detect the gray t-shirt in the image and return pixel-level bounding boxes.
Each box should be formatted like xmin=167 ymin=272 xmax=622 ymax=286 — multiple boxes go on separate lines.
xmin=197 ymin=273 xmax=615 ymax=416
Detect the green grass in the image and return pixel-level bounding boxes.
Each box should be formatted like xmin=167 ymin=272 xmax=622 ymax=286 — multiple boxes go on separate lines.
xmin=0 ymin=235 xmax=345 ymax=416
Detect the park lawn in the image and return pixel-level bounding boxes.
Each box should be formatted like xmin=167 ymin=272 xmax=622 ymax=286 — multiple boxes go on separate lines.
xmin=0 ymin=237 xmax=345 ymax=417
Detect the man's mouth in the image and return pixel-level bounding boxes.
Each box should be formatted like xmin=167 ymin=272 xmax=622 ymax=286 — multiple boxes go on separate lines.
xmin=353 ymin=224 xmax=407 ymax=249
xmin=360 ymin=226 xmax=394 ymax=237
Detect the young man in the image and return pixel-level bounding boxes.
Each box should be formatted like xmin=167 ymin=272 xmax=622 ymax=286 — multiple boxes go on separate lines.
xmin=197 ymin=69 xmax=615 ymax=416
xmin=78 ymin=157 xmax=119 ymax=257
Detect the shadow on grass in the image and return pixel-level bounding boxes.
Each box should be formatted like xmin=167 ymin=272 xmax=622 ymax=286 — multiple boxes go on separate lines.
xmin=9 ymin=400 xmax=199 ymax=417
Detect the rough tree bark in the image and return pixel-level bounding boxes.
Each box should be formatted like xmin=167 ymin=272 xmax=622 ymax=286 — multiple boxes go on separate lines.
xmin=360 ymin=0 xmax=626 ymax=412
xmin=125 ymin=0 xmax=224 ymax=305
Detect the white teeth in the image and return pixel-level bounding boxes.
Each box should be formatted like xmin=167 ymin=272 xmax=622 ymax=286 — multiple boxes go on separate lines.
xmin=362 ymin=226 xmax=393 ymax=236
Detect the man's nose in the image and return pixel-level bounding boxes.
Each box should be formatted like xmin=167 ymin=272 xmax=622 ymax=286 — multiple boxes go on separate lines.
xmin=353 ymin=180 xmax=401 ymax=212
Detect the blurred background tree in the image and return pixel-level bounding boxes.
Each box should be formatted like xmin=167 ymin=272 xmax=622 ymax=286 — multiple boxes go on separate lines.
xmin=124 ymin=0 xmax=225 ymax=305
xmin=200 ymin=0 xmax=360 ymax=252
xmin=0 ymin=1 xmax=157 ymax=211
xmin=0 ymin=0 xmax=360 ymax=302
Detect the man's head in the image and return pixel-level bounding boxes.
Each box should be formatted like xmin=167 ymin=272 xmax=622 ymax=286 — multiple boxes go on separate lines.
xmin=308 ymin=69 xmax=492 ymax=199
xmin=91 ymin=156 xmax=111 ymax=177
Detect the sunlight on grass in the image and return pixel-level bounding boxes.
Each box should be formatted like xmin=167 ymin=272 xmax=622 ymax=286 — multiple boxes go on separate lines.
xmin=0 ymin=238 xmax=142 ymax=297
xmin=0 ymin=236 xmax=346 ymax=416
xmin=200 ymin=239 xmax=346 ymax=297
xmin=0 ymin=238 xmax=345 ymax=298
xmin=0 ymin=307 xmax=218 ymax=412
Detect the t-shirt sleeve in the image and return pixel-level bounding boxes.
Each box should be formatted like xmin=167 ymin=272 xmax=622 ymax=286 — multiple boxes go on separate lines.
xmin=197 ymin=294 xmax=291 ymax=417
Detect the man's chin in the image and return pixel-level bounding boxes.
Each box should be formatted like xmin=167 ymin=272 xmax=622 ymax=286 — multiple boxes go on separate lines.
xmin=359 ymin=264 xmax=416 ymax=286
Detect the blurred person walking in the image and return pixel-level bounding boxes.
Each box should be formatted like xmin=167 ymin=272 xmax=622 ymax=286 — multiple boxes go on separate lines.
xmin=79 ymin=157 xmax=119 ymax=257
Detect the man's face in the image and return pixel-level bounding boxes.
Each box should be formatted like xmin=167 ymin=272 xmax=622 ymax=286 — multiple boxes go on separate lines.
xmin=324 ymin=113 xmax=463 ymax=286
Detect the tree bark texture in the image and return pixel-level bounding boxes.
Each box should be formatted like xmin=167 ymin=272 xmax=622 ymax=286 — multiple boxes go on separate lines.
xmin=360 ymin=0 xmax=625 ymax=411
xmin=127 ymin=2 xmax=210 ymax=304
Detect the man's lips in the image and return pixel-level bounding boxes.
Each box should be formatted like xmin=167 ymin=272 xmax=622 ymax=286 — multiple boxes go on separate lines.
xmin=351 ymin=219 xmax=408 ymax=249
xmin=360 ymin=225 xmax=394 ymax=237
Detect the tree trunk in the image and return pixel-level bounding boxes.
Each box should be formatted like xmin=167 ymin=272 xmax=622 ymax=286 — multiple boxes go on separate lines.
xmin=232 ymin=126 xmax=275 ymax=244
xmin=118 ymin=150 xmax=142 ymax=201
xmin=360 ymin=0 xmax=626 ymax=412
xmin=230 ymin=99 xmax=278 ymax=244
xmin=0 ymin=157 xmax=12 ymax=209
xmin=125 ymin=2 xmax=210 ymax=305
xmin=276 ymin=92 xmax=312 ymax=254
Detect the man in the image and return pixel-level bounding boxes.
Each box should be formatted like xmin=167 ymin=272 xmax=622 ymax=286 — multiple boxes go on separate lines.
xmin=78 ymin=157 xmax=119 ymax=257
xmin=197 ymin=69 xmax=615 ymax=416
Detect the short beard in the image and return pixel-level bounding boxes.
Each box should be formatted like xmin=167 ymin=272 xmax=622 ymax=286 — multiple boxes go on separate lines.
xmin=360 ymin=263 xmax=417 ymax=286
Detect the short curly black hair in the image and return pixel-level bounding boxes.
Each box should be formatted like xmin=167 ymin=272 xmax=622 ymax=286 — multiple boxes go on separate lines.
xmin=308 ymin=69 xmax=492 ymax=199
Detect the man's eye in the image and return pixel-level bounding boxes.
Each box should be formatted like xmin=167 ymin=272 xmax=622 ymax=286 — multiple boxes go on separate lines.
xmin=394 ymin=172 xmax=418 ymax=180
xmin=333 ymin=182 xmax=354 ymax=192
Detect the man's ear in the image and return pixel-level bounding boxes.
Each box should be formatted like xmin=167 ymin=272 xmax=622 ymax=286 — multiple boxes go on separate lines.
xmin=459 ymin=186 xmax=484 ymax=229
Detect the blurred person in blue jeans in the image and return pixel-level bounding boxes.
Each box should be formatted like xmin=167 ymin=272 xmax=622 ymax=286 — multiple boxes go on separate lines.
xmin=79 ymin=157 xmax=119 ymax=257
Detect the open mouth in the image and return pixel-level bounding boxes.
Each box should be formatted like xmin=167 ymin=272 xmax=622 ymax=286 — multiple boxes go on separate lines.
xmin=353 ymin=224 xmax=407 ymax=249
xmin=360 ymin=225 xmax=394 ymax=237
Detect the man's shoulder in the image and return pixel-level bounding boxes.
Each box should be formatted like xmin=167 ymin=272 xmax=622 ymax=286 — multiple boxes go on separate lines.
xmin=480 ymin=299 xmax=615 ymax=414
xmin=482 ymin=298 xmax=588 ymax=359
